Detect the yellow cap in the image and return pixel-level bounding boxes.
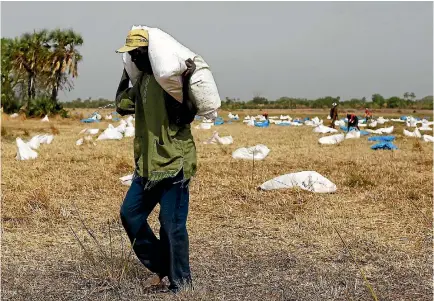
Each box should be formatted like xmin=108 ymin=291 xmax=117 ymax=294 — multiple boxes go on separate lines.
xmin=116 ymin=29 xmax=149 ymax=53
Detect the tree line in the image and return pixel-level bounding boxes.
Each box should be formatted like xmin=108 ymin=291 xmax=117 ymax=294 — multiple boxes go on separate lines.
xmin=1 ymin=29 xmax=83 ymax=116
xmin=221 ymin=93 xmax=433 ymax=111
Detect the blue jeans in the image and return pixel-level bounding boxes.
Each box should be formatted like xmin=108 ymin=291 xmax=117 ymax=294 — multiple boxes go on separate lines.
xmin=120 ymin=170 xmax=192 ymax=291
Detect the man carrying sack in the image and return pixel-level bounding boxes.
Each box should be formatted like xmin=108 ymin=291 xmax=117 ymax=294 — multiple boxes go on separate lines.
xmin=115 ymin=28 xmax=197 ymax=293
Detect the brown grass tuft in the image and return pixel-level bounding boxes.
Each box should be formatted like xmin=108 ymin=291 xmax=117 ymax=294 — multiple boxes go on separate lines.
xmin=50 ymin=124 xmax=60 ymax=135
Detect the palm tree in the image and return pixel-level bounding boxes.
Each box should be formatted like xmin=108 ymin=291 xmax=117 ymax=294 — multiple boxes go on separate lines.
xmin=409 ymin=92 xmax=416 ymax=102
xmin=10 ymin=30 xmax=50 ymax=109
xmin=47 ymin=29 xmax=83 ymax=104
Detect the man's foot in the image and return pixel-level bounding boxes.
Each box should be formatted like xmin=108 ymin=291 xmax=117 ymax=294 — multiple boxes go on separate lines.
xmin=143 ymin=274 xmax=164 ymax=288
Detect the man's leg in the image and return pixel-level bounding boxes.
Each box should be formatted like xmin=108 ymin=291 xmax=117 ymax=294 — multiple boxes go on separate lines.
xmin=158 ymin=172 xmax=192 ymax=292
xmin=120 ymin=176 xmax=163 ymax=276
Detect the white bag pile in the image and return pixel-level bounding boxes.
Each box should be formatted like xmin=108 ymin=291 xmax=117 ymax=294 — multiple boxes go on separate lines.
xmin=406 ymin=116 xmax=417 ymax=127
xmin=203 ymin=132 xmax=233 ymax=145
xmin=259 ymin=171 xmax=337 ymax=193
xmin=123 ymin=25 xmax=221 ymax=120
xmin=16 ymin=138 xmax=38 ymax=160
xmin=318 ymin=134 xmax=345 ymax=145
xmin=232 ymin=144 xmax=270 ymax=160
xmin=376 ymin=116 xmax=389 ymax=124
xmin=403 ymin=128 xmax=422 ymax=138
xmin=313 ymin=125 xmax=338 ymax=134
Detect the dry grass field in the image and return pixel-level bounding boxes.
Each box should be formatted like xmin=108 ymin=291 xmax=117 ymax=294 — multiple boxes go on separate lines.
xmin=1 ymin=108 xmax=433 ymax=301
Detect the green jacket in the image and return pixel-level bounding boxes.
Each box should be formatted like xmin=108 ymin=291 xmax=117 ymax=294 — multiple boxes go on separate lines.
xmin=115 ymin=70 xmax=197 ymax=184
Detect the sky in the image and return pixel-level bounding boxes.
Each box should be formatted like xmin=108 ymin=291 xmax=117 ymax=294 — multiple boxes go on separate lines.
xmin=1 ymin=1 xmax=433 ymax=102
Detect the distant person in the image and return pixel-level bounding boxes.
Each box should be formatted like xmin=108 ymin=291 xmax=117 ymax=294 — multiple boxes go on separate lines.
xmin=364 ymin=108 xmax=372 ymax=122
xmin=329 ymin=103 xmax=338 ymax=128
xmin=347 ymin=113 xmax=360 ymax=132
xmin=263 ymin=112 xmax=269 ymax=120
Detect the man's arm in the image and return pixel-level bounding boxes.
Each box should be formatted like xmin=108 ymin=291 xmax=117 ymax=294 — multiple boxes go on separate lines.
xmin=164 ymin=59 xmax=198 ymax=125
xmin=115 ymin=69 xmax=136 ymax=116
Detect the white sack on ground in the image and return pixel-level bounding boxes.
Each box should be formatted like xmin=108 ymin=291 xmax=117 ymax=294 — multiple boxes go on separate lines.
xmin=39 ymin=134 xmax=54 ymax=145
xmin=403 ymin=128 xmax=422 ymax=138
xmin=97 ymin=124 xmax=123 ymax=140
xmin=391 ymin=118 xmax=405 ymax=122
xmin=16 ymin=138 xmax=38 ymax=160
xmin=345 ymin=130 xmax=361 ymax=139
xmin=120 ymin=174 xmax=133 ymax=186
xmin=419 ymin=125 xmax=433 ymax=131
xmin=377 ymin=117 xmax=389 ymax=124
xmin=259 ymin=171 xmax=337 ymax=193
xmin=422 ymin=135 xmax=434 ymax=142
xmin=313 ymin=125 xmax=338 ymax=134
xmin=318 ymin=134 xmax=345 ymax=145
xmin=10 ymin=113 xmax=19 ymax=118
xmin=327 ymin=115 xmax=331 ymax=120
xmin=27 ymin=135 xmax=41 ymax=150
xmin=124 ymin=124 xmax=135 ymax=137
xmin=123 ymin=25 xmax=220 ymax=119
xmin=195 ymin=122 xmax=213 ymax=130
xmin=232 ymin=144 xmax=270 ymax=160
xmin=80 ymin=128 xmax=99 ymax=135
xmin=246 ymin=119 xmax=255 ymax=127
xmin=203 ymin=132 xmax=233 ymax=145
xmin=369 ymin=121 xmax=377 ymax=128
xmin=76 ymin=138 xmax=84 ymax=146
xmin=105 ymin=114 xmax=113 ymax=120
xmin=41 ymin=115 xmax=49 ymax=122
xmin=334 ymin=120 xmax=345 ymax=127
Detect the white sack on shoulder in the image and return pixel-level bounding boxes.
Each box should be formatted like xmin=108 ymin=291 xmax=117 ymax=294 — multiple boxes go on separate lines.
xmin=120 ymin=174 xmax=133 ymax=186
xmin=259 ymin=171 xmax=336 ymax=193
xmin=123 ymin=25 xmax=221 ymax=119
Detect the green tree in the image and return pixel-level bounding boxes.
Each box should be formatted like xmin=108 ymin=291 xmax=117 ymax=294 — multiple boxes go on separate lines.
xmin=47 ymin=29 xmax=83 ymax=105
xmin=11 ymin=30 xmax=51 ymax=106
xmin=372 ymin=93 xmax=385 ymax=108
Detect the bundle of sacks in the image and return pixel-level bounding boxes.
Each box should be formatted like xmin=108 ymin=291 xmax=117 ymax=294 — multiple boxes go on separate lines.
xmin=122 ymin=25 xmax=221 ymax=120
xmin=16 ymin=134 xmax=54 ymax=160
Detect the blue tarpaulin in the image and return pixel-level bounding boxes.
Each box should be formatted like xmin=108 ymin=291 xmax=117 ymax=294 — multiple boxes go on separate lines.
xmin=400 ymin=116 xmax=407 ymax=120
xmin=340 ymin=126 xmax=358 ymax=131
xmin=360 ymin=130 xmax=369 ymax=136
xmin=254 ymin=120 xmax=270 ymax=128
xmin=368 ymin=136 xmax=396 ymax=142
xmin=81 ymin=118 xmax=100 ymax=123
xmin=371 ymin=142 xmax=398 ymax=150
xmin=214 ymin=117 xmax=224 ymax=125
xmin=276 ymin=122 xmax=291 ymax=126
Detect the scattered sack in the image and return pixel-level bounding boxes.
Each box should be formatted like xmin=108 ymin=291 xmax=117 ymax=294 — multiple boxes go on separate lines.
xmin=97 ymin=124 xmax=123 ymax=140
xmin=313 ymin=125 xmax=338 ymax=134
xmin=319 ymin=134 xmax=345 ymax=145
xmin=16 ymin=138 xmax=38 ymax=160
xmin=27 ymin=135 xmax=41 ymax=150
xmin=120 ymin=174 xmax=133 ymax=186
xmin=369 ymin=121 xmax=377 ymax=128
xmin=124 ymin=25 xmax=221 ymax=119
xmin=41 ymin=115 xmax=49 ymax=122
xmin=345 ymin=130 xmax=361 ymax=139
xmin=76 ymin=138 xmax=84 ymax=146
xmin=422 ymin=135 xmax=434 ymax=142
xmin=403 ymin=128 xmax=422 ymax=138
xmin=39 ymin=134 xmax=54 ymax=145
xmin=259 ymin=171 xmax=336 ymax=193
xmin=232 ymin=144 xmax=270 ymax=160
xmin=203 ymin=132 xmax=233 ymax=145
xmin=10 ymin=113 xmax=19 ymax=118
xmin=195 ymin=122 xmax=213 ymax=130
xmin=371 ymin=142 xmax=398 ymax=150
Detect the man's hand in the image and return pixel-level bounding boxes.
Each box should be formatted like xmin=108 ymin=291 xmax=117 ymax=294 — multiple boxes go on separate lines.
xmin=182 ymin=58 xmax=196 ymax=80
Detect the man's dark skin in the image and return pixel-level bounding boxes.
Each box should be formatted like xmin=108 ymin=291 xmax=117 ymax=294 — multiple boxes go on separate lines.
xmin=347 ymin=113 xmax=360 ymax=132
xmin=118 ymin=46 xmax=198 ymax=125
